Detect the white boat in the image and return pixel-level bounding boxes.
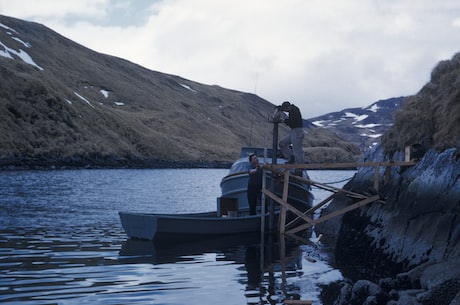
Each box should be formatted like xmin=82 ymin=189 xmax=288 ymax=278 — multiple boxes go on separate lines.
xmin=118 ymin=147 xmax=314 ymax=241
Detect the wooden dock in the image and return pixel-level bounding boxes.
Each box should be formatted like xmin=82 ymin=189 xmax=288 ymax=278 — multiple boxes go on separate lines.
xmin=261 ymin=160 xmax=417 ymax=236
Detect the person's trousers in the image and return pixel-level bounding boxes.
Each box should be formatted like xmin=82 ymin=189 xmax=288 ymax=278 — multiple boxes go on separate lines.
xmin=247 ymin=188 xmax=261 ymax=215
xmin=279 ymin=127 xmax=305 ymax=163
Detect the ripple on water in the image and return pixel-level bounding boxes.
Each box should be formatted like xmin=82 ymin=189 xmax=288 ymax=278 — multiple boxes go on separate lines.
xmin=0 ymin=169 xmax=353 ymax=304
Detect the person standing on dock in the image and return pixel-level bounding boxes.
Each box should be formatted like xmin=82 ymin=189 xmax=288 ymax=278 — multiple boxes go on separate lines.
xmin=278 ymin=101 xmax=305 ymax=164
xmin=247 ymin=153 xmax=263 ymax=215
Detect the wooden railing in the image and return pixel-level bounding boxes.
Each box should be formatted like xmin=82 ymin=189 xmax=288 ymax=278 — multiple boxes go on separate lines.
xmin=261 ymin=160 xmax=417 ymax=236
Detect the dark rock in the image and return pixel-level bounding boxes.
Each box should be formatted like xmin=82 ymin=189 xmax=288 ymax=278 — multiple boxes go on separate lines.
xmin=418 ymin=279 xmax=460 ymax=305
xmin=333 ymin=282 xmax=352 ymax=305
xmin=449 ymin=291 xmax=460 ymax=305
xmin=317 ymin=146 xmax=459 ymax=305
xmin=379 ymin=277 xmax=396 ymax=292
xmin=351 ymin=280 xmax=382 ymax=303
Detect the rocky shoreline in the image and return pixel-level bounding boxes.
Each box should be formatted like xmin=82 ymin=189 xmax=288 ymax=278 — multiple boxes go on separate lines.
xmin=0 ymin=155 xmax=232 ymax=171
xmin=317 ymin=147 xmax=460 ymax=305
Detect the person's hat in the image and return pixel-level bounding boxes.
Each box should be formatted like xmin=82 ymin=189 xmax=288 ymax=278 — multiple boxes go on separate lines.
xmin=281 ymin=101 xmax=290 ymax=110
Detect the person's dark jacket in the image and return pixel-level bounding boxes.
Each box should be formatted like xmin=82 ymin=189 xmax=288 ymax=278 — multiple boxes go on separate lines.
xmin=248 ymin=166 xmax=262 ymax=190
xmin=284 ymin=104 xmax=303 ymax=129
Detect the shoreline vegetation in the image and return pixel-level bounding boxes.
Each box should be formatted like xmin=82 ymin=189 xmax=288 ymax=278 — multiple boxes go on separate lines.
xmin=0 ymin=156 xmax=233 ymax=171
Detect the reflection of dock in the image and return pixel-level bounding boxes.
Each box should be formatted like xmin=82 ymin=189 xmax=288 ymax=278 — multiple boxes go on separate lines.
xmin=119 ymin=232 xmax=261 ymax=264
xmin=262 ymin=160 xmax=417 ymax=236
xmin=120 ymin=233 xmax=312 ymax=303
xmin=260 ymin=160 xmax=417 ymax=305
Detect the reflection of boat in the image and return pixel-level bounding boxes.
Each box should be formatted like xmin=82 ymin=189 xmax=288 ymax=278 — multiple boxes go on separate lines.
xmin=118 ymin=147 xmax=313 ymax=241
xmin=119 ymin=232 xmax=301 ymax=268
xmin=119 ymin=232 xmax=261 ymax=264
xmin=220 ymin=147 xmax=314 ymax=210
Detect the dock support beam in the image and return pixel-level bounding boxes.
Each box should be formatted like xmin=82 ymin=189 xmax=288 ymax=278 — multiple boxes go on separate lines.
xmin=261 ymin=159 xmax=417 ymax=236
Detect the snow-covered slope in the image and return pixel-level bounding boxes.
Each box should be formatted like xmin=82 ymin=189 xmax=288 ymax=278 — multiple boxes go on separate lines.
xmin=307 ymin=97 xmax=406 ymax=151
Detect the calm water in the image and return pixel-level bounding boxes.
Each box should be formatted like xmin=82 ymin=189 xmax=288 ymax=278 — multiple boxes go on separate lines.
xmin=0 ymin=169 xmax=354 ymax=305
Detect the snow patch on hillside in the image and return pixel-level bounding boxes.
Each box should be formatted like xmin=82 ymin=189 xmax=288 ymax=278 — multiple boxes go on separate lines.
xmin=180 ymin=83 xmax=198 ymax=92
xmin=100 ymin=90 xmax=110 ymax=98
xmin=74 ymin=92 xmax=95 ymax=108
xmin=0 ymin=23 xmax=43 ymax=70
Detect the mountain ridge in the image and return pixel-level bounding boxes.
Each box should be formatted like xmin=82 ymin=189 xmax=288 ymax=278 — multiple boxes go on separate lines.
xmin=307 ymin=96 xmax=406 ymax=151
xmin=1 ymin=15 xmax=391 ymax=169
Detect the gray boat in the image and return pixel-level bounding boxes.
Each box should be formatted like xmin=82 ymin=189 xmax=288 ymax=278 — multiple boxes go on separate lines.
xmin=119 ymin=147 xmax=314 ymax=241
xmin=220 ymin=146 xmax=314 ymax=210
xmin=118 ymin=210 xmax=272 ymax=241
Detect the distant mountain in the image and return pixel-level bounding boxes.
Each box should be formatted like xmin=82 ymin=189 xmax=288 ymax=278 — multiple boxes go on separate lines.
xmin=0 ymin=15 xmax=361 ymax=169
xmin=307 ymin=97 xmax=407 ymax=151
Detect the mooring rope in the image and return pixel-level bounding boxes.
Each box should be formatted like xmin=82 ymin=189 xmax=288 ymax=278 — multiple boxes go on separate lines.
xmin=312 ymin=176 xmax=353 ymax=185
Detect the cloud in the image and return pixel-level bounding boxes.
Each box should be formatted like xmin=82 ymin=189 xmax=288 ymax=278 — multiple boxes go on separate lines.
xmin=0 ymin=0 xmax=107 ymax=21
xmin=1 ymin=0 xmax=459 ymax=117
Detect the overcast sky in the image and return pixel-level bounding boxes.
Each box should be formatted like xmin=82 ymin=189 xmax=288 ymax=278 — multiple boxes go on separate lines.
xmin=1 ymin=0 xmax=459 ymax=117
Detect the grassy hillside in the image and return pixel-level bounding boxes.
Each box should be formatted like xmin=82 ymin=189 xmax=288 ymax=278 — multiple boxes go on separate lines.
xmin=381 ymin=52 xmax=460 ymax=157
xmin=0 ymin=15 xmax=360 ymax=169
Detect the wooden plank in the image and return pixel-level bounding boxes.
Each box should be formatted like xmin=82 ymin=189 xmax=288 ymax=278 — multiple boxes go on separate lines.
xmin=384 ymin=166 xmax=391 ymax=185
xmin=314 ymin=194 xmax=380 ymax=224
xmin=260 ymin=160 xmax=409 ymax=235
xmin=279 ymin=170 xmax=290 ymax=233
xmin=374 ymin=165 xmax=380 ymax=191
xmin=290 ymin=175 xmax=386 ymax=204
xmin=292 ymin=175 xmax=351 ymax=194
xmin=263 ymin=189 xmax=315 ymax=225
xmin=285 ymin=192 xmax=337 ymax=230
xmin=265 ymin=160 xmax=417 ymax=170
xmin=286 ymin=195 xmax=380 ymax=234
xmin=405 ymin=146 xmax=411 ymax=162
xmin=283 ymin=300 xmax=313 ymax=305
xmin=304 ymin=192 xmax=338 ymax=215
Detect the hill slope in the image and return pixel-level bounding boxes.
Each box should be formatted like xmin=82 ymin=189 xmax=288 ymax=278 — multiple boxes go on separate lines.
xmin=0 ymin=15 xmax=360 ymax=168
xmin=382 ymin=52 xmax=460 ymax=155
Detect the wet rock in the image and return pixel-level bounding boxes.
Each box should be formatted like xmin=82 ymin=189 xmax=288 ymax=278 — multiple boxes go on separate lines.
xmin=418 ymin=279 xmax=460 ymax=305
xmin=387 ymin=289 xmax=423 ymax=305
xmin=351 ymin=280 xmax=388 ymax=305
xmin=333 ymin=279 xmax=391 ymax=305
xmin=333 ymin=282 xmax=352 ymax=305
xmin=379 ymin=277 xmax=396 ymax=292
xmin=449 ymin=291 xmax=460 ymax=305
xmin=317 ymin=146 xmax=460 ymax=305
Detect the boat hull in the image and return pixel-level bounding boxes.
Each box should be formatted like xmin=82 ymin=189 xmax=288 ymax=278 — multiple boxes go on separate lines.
xmin=220 ymin=147 xmax=314 ymax=211
xmin=119 ymin=211 xmax=277 ymax=241
xmin=220 ymin=171 xmax=314 ymax=210
xmin=118 ymin=147 xmax=314 ymax=241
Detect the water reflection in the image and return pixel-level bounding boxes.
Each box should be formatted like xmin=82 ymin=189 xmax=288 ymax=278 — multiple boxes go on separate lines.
xmin=1 ymin=226 xmax=341 ymax=305
xmin=120 ymin=233 xmax=310 ymax=305
xmin=0 ymin=169 xmax=351 ymax=304
xmin=242 ymin=238 xmax=305 ymax=304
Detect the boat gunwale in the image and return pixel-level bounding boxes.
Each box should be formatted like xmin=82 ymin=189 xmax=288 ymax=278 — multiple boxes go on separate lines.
xmin=118 ymin=211 xmax=267 ymax=221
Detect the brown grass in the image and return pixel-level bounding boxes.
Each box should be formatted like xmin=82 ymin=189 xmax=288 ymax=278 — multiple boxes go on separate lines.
xmin=0 ymin=14 xmax=361 ymax=168
xmin=381 ymin=52 xmax=460 ymax=157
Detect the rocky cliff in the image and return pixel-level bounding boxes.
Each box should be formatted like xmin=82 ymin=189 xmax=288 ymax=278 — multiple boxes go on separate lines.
xmin=317 ymin=52 xmax=460 ymax=305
